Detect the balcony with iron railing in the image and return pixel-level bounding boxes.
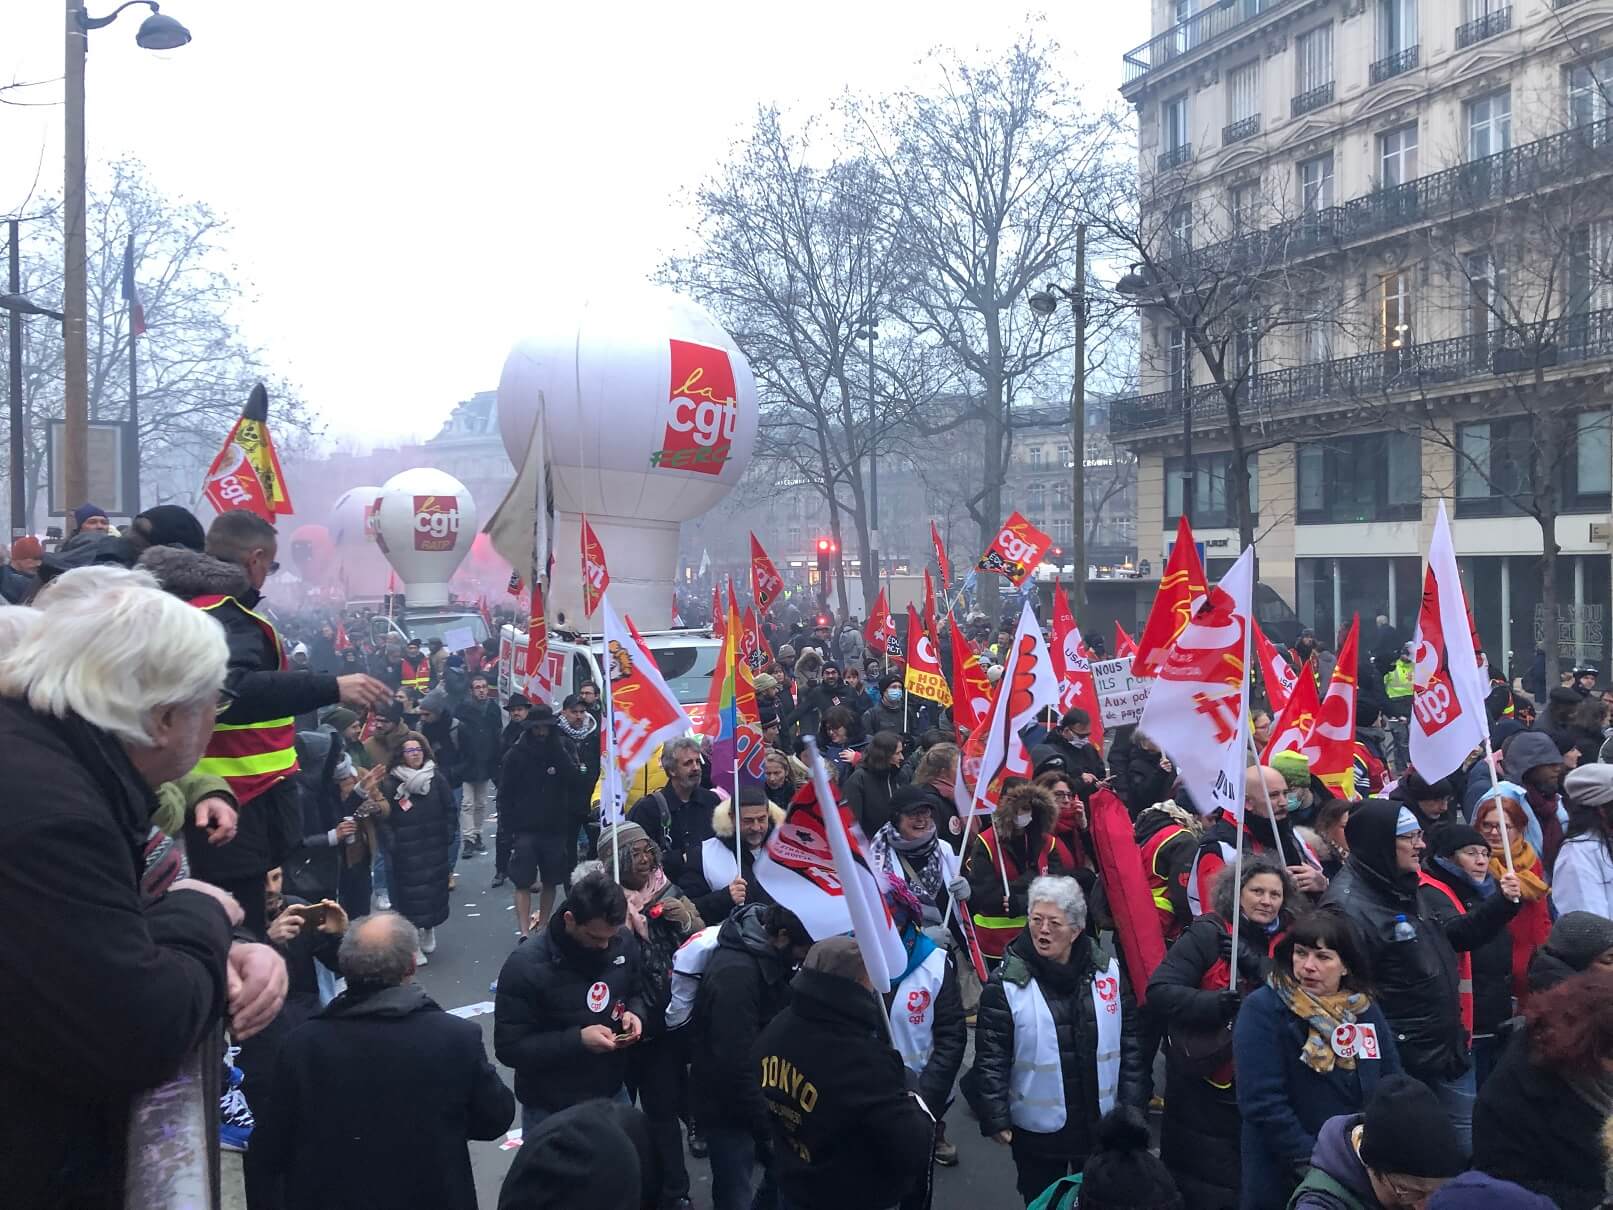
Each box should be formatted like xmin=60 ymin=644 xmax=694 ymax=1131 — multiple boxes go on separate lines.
xmin=1456 ymin=5 xmax=1511 ymax=48
xmin=1223 ymin=115 xmax=1261 ymax=145
xmin=1109 ymin=307 xmax=1613 ymax=438
xmin=1370 ymin=44 xmax=1420 ymax=84
xmin=1158 ymin=142 xmax=1194 ymax=171
xmin=1291 ymin=81 xmax=1333 ymax=117
xmin=1155 ymin=117 xmax=1613 ymax=281
xmin=1122 ymin=0 xmax=1318 ymax=90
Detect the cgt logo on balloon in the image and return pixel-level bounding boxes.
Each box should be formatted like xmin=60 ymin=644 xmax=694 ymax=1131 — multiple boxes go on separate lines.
xmin=412 ymin=495 xmax=461 ymax=552
xmin=652 ymin=339 xmax=739 ymax=476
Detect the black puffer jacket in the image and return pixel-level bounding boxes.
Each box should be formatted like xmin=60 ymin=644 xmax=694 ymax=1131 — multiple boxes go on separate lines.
xmin=418 ymin=689 xmax=463 ymax=787
xmin=843 ymin=761 xmax=911 ymax=836
xmin=1146 ymin=913 xmax=1274 ymax=1208
xmin=1417 ymin=859 xmax=1523 ymax=1035
xmin=453 ymin=696 xmax=504 ymax=783
xmin=498 ymin=727 xmax=587 ymax=837
xmin=1322 ymin=799 xmax=1468 ymax=1080
xmin=687 ymin=905 xmax=798 ymax=1133
xmin=974 ymin=930 xmax=1148 ymax=1160
xmin=493 ymin=910 xmax=643 ymax=1113
xmin=757 ymin=969 xmax=934 ymax=1210
xmin=380 ymin=752 xmax=454 ymax=929
xmin=1114 ymin=739 xmax=1175 ymax=819
xmin=282 ymin=729 xmax=345 ymax=902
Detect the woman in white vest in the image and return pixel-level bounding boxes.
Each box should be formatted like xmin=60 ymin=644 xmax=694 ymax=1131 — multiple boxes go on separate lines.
xmin=884 ymin=883 xmax=967 ymax=1169
xmin=973 ymin=874 xmax=1147 ymax=1205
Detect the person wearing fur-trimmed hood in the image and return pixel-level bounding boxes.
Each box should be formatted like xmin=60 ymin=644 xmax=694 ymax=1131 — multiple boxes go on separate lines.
xmin=964 ymin=781 xmax=1077 ymax=964
xmin=676 ymin=787 xmax=780 ymax=925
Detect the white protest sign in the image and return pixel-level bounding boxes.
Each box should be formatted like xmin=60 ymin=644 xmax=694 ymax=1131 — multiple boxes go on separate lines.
xmin=442 ymin=625 xmax=476 ymax=652
xmin=1092 ymin=656 xmax=1151 ymax=729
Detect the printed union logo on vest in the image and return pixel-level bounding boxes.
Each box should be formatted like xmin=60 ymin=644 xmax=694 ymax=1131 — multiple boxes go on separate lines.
xmin=651 ymin=339 xmax=739 ymax=476
xmin=413 ymin=495 xmax=461 ymax=552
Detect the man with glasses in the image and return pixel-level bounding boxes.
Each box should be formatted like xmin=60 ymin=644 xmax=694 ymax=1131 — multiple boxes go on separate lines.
xmin=139 ymin=510 xmax=391 ymax=935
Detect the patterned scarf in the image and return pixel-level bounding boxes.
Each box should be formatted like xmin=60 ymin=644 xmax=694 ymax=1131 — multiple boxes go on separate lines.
xmin=1491 ymin=831 xmax=1550 ymax=902
xmin=623 ymin=866 xmax=669 ymax=939
xmin=1272 ymin=975 xmax=1372 ymax=1074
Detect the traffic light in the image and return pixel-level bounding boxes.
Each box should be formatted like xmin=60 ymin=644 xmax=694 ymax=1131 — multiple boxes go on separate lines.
xmin=814 ymin=536 xmax=838 ymax=595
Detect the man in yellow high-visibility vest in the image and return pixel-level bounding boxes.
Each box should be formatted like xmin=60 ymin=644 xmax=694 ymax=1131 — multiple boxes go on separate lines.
xmin=141 ymin=510 xmax=390 ymax=935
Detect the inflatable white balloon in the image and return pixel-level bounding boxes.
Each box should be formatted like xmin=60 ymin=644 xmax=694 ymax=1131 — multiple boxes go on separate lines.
xmin=373 ymin=468 xmax=478 ymax=608
xmin=496 ymin=286 xmax=758 ymax=628
xmin=328 ymin=485 xmax=391 ymax=596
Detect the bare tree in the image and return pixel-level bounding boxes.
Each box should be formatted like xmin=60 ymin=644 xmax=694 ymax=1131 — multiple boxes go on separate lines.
xmin=2 ymin=158 xmax=317 ymax=527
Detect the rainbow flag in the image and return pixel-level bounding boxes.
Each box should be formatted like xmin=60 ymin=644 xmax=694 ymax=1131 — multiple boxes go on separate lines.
xmin=700 ymin=593 xmax=766 ymax=788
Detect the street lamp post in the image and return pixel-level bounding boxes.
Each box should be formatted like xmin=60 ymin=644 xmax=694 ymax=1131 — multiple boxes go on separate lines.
xmin=61 ymin=0 xmax=189 ymax=512
xmin=1028 ymin=224 xmax=1087 ymax=610
xmin=3 ymin=223 xmax=67 ymax=539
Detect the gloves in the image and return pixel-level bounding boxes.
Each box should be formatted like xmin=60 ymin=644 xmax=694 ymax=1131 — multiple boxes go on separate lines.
xmin=947 ymin=876 xmax=971 ymax=902
xmin=1219 ymin=930 xmax=1265 ymax=981
xmin=1216 ymin=989 xmax=1241 ymax=1020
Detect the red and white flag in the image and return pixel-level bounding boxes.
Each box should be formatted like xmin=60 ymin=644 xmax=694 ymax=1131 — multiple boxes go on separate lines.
xmin=864 ymin=588 xmax=901 ymax=660
xmin=947 ymin=613 xmax=994 ymax=735
xmin=1305 ymin=617 xmax=1361 ymax=800
xmin=1263 ymin=658 xmax=1320 ymax=763
xmin=524 ymin=585 xmax=553 ymax=701
xmin=1114 ymin=621 xmax=1139 ymax=659
xmin=332 ymin=618 xmax=352 ymax=653
xmin=975 ymin=511 xmax=1053 ymax=587
xmin=922 ymin=568 xmax=938 ymax=640
xmin=580 ymin=517 xmax=609 ymax=619
xmin=969 ymin=600 xmax=1059 ymax=815
xmin=1133 ymin=516 xmax=1208 ymax=676
xmin=1137 ymin=547 xmax=1254 ymax=819
xmin=1049 ymin=585 xmax=1105 ymax=752
xmin=1253 ymin=618 xmax=1299 ymax=714
xmin=750 ymin=533 xmax=784 ymax=617
xmin=753 ymin=778 xmax=906 ymax=990
xmin=903 ymin=604 xmax=952 ymax=707
xmin=600 ymin=595 xmax=694 ymax=821
xmin=1410 ymin=501 xmax=1490 ymax=782
xmin=931 ymin=520 xmax=951 ymax=591
xmin=671 ymin=591 xmax=684 ymax=627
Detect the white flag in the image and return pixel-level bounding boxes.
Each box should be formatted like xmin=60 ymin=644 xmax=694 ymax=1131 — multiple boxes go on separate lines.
xmin=970 ymin=599 xmax=1059 ymax=815
xmin=1137 ymin=547 xmax=1255 ymax=819
xmin=697 ymin=548 xmax=712 ymax=577
xmin=600 ymin=594 xmax=693 ymax=823
xmin=1409 ymin=501 xmax=1490 ymax=781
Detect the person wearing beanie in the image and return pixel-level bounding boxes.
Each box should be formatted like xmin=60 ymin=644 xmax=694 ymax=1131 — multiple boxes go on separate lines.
xmin=753 ymin=937 xmax=935 ymax=1210
xmin=69 ymin=501 xmax=110 ymax=539
xmin=1474 ymin=968 xmax=1613 ymax=1209
xmin=1417 ymin=822 xmax=1524 ymax=1086
xmin=1554 ymin=762 xmax=1613 ymax=918
xmin=1291 ymin=1074 xmax=1463 ymax=1208
xmin=0 ymin=535 xmax=41 ymax=603
xmin=1526 ymin=909 xmax=1613 ymax=993
xmin=497 ymin=1099 xmax=657 ymax=1210
xmin=1323 ymin=800 xmax=1480 ymax=1148
xmin=1500 ymin=729 xmax=1570 ymax=869
xmin=126 ymin=503 xmax=206 ymax=554
xmin=1426 ymin=1171 xmax=1564 ymax=1210
xmin=1032 ymin=1107 xmax=1182 ymax=1210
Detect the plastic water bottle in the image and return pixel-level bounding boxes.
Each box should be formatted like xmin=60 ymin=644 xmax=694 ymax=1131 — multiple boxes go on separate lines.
xmin=1392 ymin=913 xmax=1416 ymax=942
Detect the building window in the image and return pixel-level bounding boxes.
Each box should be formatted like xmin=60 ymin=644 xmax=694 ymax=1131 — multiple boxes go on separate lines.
xmin=1299 ymin=152 xmax=1334 ymax=213
xmin=1163 ymin=95 xmax=1189 ymax=152
xmin=1233 ymin=311 xmax=1261 ymax=381
xmin=1578 ymin=412 xmax=1612 ymax=497
xmin=1026 ymin=482 xmax=1046 ymax=519
xmin=1378 ymin=123 xmax=1418 ymax=187
xmin=1227 ymin=60 xmax=1260 ymax=124
xmin=1028 ymin=446 xmax=1044 ymax=466
xmin=1166 ymin=325 xmax=1188 ymax=393
xmin=1057 ymin=445 xmax=1072 ymax=467
xmin=1378 ymin=0 xmax=1418 ymax=58
xmin=1164 ymin=453 xmax=1258 ymax=528
xmin=1168 ymin=203 xmax=1193 ymax=255
xmin=1230 ymin=183 xmax=1254 ymax=231
xmin=1466 ymin=89 xmax=1511 ymax=160
xmin=1569 ymin=221 xmax=1613 ymax=317
xmin=1296 ymin=25 xmax=1333 ymax=95
xmin=1051 ymin=517 xmax=1073 ymax=546
xmin=1380 ymin=271 xmax=1413 ymax=351
xmin=1297 ymin=432 xmax=1421 ymax=523
xmin=1465 ymin=250 xmax=1502 ymax=365
xmin=1569 ymin=56 xmax=1613 ymax=130
xmin=1300 ymin=295 xmax=1331 ymax=363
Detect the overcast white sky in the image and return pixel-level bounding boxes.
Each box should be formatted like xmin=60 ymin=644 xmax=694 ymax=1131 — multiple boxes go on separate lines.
xmin=4 ymin=2 xmax=1145 ymax=444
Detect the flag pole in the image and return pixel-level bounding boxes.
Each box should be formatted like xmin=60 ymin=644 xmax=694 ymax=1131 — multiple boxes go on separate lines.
xmin=940 ymin=784 xmax=983 ymax=934
xmin=734 ymin=760 xmax=743 ymax=868
xmin=601 ymin=591 xmax=620 ymax=884
xmin=1480 ymin=738 xmax=1517 ymax=878
xmin=1229 ymin=557 xmax=1257 ymax=988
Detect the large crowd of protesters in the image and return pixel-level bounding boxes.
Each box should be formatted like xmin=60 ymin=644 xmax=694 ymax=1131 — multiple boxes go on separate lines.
xmin=4 ymin=507 xmax=1613 ymax=1209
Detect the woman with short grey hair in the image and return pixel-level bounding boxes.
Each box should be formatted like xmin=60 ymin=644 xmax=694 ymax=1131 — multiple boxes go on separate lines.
xmin=973 ymin=873 xmax=1148 ymax=1204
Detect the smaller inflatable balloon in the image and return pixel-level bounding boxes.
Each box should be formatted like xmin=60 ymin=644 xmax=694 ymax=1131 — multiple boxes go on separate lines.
xmin=374 ymin=468 xmax=478 ymax=608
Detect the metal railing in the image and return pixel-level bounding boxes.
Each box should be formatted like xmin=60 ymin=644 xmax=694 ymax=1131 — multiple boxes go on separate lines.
xmin=1291 ymin=81 xmax=1333 ymax=117
xmin=1122 ymin=0 xmax=1297 ymax=87
xmin=1370 ymin=45 xmax=1420 ymax=84
xmin=1109 ymin=307 xmax=1613 ymax=437
xmin=1158 ymin=143 xmax=1194 ymax=171
xmin=124 ymin=1029 xmax=221 ymax=1210
xmin=1224 ymin=115 xmax=1261 ymax=145
xmin=1156 ymin=117 xmax=1613 ymax=280
xmin=1456 ymin=6 xmax=1511 ymax=48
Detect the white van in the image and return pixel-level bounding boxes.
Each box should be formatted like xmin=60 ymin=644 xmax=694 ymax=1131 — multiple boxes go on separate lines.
xmin=496 ymin=624 xmax=722 ymax=728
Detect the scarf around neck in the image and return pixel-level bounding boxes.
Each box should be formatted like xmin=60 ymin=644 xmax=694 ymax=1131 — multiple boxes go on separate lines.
xmin=1490 ymin=832 xmax=1550 ymax=901
xmin=623 ymin=867 xmax=669 ymax=939
xmin=871 ymin=821 xmax=945 ymax=901
xmin=391 ymin=761 xmax=437 ymax=802
xmin=1272 ymin=975 xmax=1372 ymax=1074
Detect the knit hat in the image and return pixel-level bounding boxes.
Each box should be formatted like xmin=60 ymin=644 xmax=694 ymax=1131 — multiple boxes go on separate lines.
xmin=1503 ymin=730 xmax=1563 ymax=781
xmin=1077 ymin=1107 xmax=1183 ymax=1209
xmin=888 ymin=785 xmax=937 ymax=818
xmin=291 ymin=641 xmax=309 ymax=658
xmin=332 ymin=753 xmax=356 ymax=782
xmin=1541 ymin=911 xmax=1613 ymax=972
xmin=324 ymin=706 xmax=360 ymax=732
xmin=1271 ymin=750 xmax=1311 ymax=788
xmin=1358 ymin=1074 xmax=1466 ymax=1178
xmin=801 ymin=936 xmax=865 ymax=983
xmin=753 ymin=673 xmax=779 ymax=693
xmin=1432 ymin=823 xmax=1488 ymax=857
xmin=597 ymin=821 xmax=651 ymax=872
xmin=1394 ymin=807 xmax=1421 ymax=837
xmin=1565 ymin=762 xmax=1613 ymax=808
xmin=72 ymin=502 xmax=108 ymax=529
xmin=1425 ymin=1171 xmax=1561 ymax=1209
xmin=133 ymin=504 xmax=205 ymax=553
xmin=496 ymin=1099 xmax=654 ymax=1210
xmin=9 ymin=536 xmax=41 ymax=562
xmin=377 ymin=701 xmax=405 ymax=724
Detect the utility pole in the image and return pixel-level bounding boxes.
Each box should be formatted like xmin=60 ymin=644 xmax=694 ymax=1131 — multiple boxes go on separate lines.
xmin=1070 ymin=224 xmax=1087 ymax=612
xmin=8 ymin=222 xmax=24 ymax=539
xmin=63 ymin=0 xmax=90 ymax=511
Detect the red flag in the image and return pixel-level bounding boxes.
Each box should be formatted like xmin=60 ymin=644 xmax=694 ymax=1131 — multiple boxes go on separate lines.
xmin=671 ymin=591 xmax=684 ymax=627
xmin=1410 ymin=502 xmax=1492 ymax=782
xmin=741 ymin=605 xmax=772 ymax=671
xmin=1304 ymin=617 xmax=1361 ymax=799
xmin=580 ymin=517 xmax=609 ymax=619
xmin=1263 ymin=658 xmax=1321 ymax=763
xmin=202 ymin=442 xmax=272 ymax=520
xmin=333 ymin=618 xmax=351 ymax=653
xmin=1049 ymin=584 xmax=1105 ymax=752
xmin=1132 ymin=516 xmax=1208 ymax=676
xmin=750 ymin=533 xmax=784 ymax=616
xmin=710 ymin=581 xmax=723 ymax=638
xmin=122 ymin=234 xmax=146 ymax=338
xmin=930 ymin=520 xmax=951 ymax=591
xmin=525 ymin=584 xmax=553 ymax=700
xmin=201 ymin=384 xmax=292 ymax=519
xmin=864 ymin=587 xmax=900 ymax=660
xmin=478 ymin=594 xmax=494 ymax=633
xmin=922 ymin=568 xmax=938 ymax=641
xmin=903 ymin=604 xmax=952 ymax=707
xmin=975 ymin=511 xmax=1053 ymax=587
xmin=1114 ymin=622 xmax=1139 ymax=659
xmin=948 ymin=613 xmax=993 ymax=735
xmin=1253 ymin=618 xmax=1299 ymax=714
xmin=727 ymin=577 xmax=742 ymax=626
xmin=506 ymin=570 xmax=524 ymax=597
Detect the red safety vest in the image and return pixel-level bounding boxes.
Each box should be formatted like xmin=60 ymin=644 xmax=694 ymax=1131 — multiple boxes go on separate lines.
xmin=1418 ymin=872 xmax=1475 ymax=1041
xmin=400 ymin=656 xmax=431 ymax=692
xmin=1138 ymin=823 xmax=1191 ymax=942
xmin=190 ymin=594 xmax=299 ymax=805
xmin=970 ymin=828 xmax=1072 ymax=959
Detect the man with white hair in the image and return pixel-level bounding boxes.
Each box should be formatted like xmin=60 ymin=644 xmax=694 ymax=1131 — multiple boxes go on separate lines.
xmin=140 ymin=510 xmax=390 ymax=935
xmin=0 ymin=567 xmax=289 ymax=1208
xmin=627 ymin=736 xmax=720 ymax=884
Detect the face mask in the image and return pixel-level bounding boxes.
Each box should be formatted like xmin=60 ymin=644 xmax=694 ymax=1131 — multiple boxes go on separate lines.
xmin=1014 ymin=811 xmax=1033 ymax=829
xmin=1068 ymin=733 xmax=1091 ymax=749
xmin=886 ymin=688 xmax=903 ymax=704
xmin=1286 ymin=791 xmax=1302 ymax=812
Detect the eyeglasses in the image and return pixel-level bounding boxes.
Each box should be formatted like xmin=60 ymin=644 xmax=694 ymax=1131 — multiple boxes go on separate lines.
xmin=401 ymin=745 xmax=424 ymax=755
xmin=214 ymin=688 xmax=237 ymax=717
xmin=1050 ymin=788 xmax=1074 ymax=800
